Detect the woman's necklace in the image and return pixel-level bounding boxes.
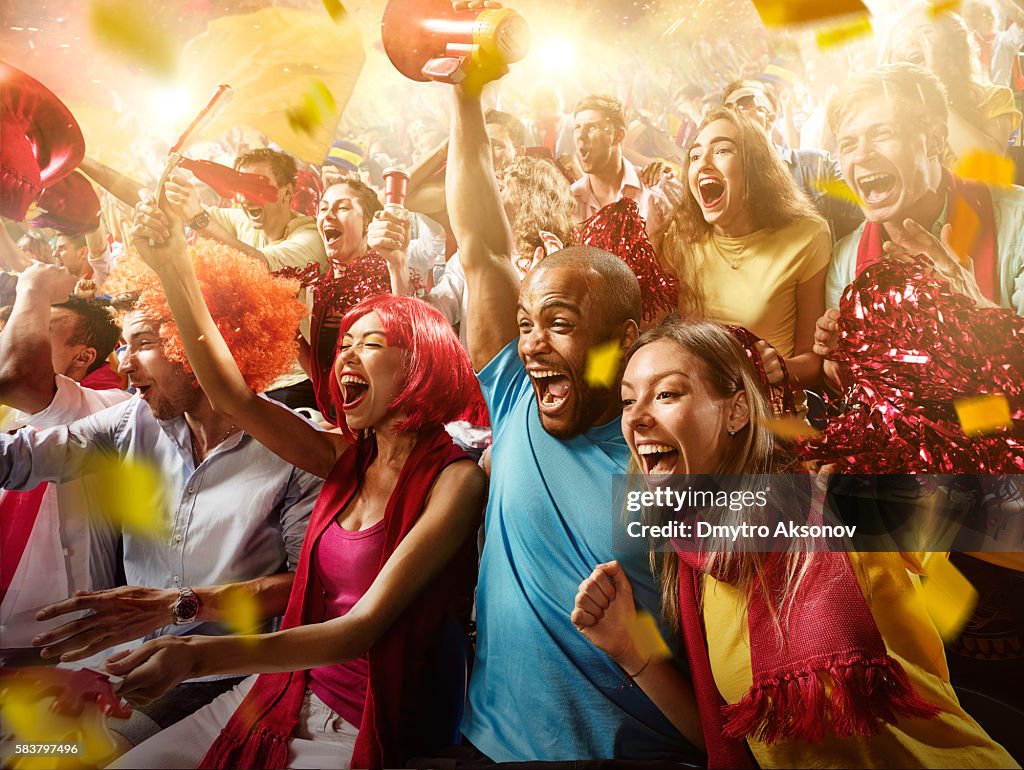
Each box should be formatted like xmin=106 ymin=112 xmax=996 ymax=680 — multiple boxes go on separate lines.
xmin=711 ymin=232 xmax=748 ymax=271
xmin=191 ymin=423 xmax=238 ymax=467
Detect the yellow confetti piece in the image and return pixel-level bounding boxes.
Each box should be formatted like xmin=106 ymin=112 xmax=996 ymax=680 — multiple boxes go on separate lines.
xmin=954 ymin=394 xmax=1013 ymax=436
xmin=920 ymin=554 xmax=977 ymax=642
xmin=751 ymin=0 xmax=868 ymax=28
xmin=584 ymin=340 xmax=623 ymax=389
xmin=766 ymin=416 xmax=821 ymax=441
xmin=627 ymin=611 xmax=672 ymax=663
xmin=87 ymin=455 xmax=167 ymax=538
xmin=286 ymin=79 xmax=338 ymax=138
xmin=89 ymin=0 xmax=177 ymax=78
xmin=220 ymin=585 xmax=261 ymax=642
xmin=815 ymin=14 xmax=873 ymax=50
xmin=0 ymin=685 xmax=119 ymax=766
xmin=928 ymin=0 xmax=961 ymax=18
xmin=948 ymin=196 xmax=981 ymax=265
xmin=954 ymin=149 xmax=1016 ymax=188
xmin=322 ymin=0 xmax=349 ymax=23
xmin=814 ymin=177 xmax=863 ymax=207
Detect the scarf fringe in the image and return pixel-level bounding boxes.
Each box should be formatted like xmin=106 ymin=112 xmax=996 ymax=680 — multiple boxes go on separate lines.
xmin=722 ymin=655 xmax=941 ymax=745
xmin=201 ymin=726 xmax=290 ymax=770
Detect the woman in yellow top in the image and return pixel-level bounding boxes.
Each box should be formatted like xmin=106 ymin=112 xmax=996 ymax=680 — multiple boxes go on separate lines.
xmin=882 ymin=9 xmax=1022 ymax=162
xmin=657 ymin=109 xmax=830 ymax=397
xmin=572 ymin=320 xmax=1017 ymax=769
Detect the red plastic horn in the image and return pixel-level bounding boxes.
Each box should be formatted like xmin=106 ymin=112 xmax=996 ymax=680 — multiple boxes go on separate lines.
xmin=383 ymin=167 xmax=409 ymax=206
xmin=0 ymin=60 xmax=85 ymax=221
xmin=380 ymin=0 xmax=530 ymax=84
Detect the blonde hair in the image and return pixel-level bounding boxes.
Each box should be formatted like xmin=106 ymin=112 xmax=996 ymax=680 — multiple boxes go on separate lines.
xmin=499 ymin=156 xmax=576 ymax=261
xmin=656 ymin=109 xmax=819 ymax=320
xmin=828 ymin=62 xmax=950 ymax=137
xmin=622 ymin=321 xmax=807 ymax=632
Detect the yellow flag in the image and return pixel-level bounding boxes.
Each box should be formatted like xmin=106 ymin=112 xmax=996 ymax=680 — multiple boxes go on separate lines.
xmin=750 ymin=0 xmax=868 ymax=28
xmin=815 ymin=15 xmax=873 ymax=50
xmin=585 ymin=340 xmax=622 ymax=389
xmin=954 ymin=394 xmax=1013 ymax=436
xmin=178 ymin=8 xmax=365 ymax=163
xmin=89 ymin=0 xmax=177 ymax=78
xmin=954 ymin=149 xmax=1016 ymax=188
xmin=920 ymin=554 xmax=978 ymax=642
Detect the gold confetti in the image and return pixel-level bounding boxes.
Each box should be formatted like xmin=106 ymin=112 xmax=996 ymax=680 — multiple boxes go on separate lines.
xmin=285 ymin=79 xmax=338 ymax=138
xmin=815 ymin=14 xmax=873 ymax=50
xmin=920 ymin=554 xmax=977 ymax=642
xmin=88 ymin=455 xmax=166 ymax=538
xmin=751 ymin=0 xmax=868 ymax=28
xmin=766 ymin=416 xmax=821 ymax=441
xmin=954 ymin=149 xmax=1016 ymax=188
xmin=626 ymin=611 xmax=672 ymax=663
xmin=948 ymin=196 xmax=981 ymax=265
xmin=814 ymin=177 xmax=863 ymax=206
xmin=89 ymin=0 xmax=177 ymax=78
xmin=954 ymin=394 xmax=1012 ymax=436
xmin=584 ymin=340 xmax=622 ymax=389
xmin=322 ymin=0 xmax=349 ymax=23
xmin=220 ymin=585 xmax=260 ymax=642
xmin=928 ymin=0 xmax=961 ymax=18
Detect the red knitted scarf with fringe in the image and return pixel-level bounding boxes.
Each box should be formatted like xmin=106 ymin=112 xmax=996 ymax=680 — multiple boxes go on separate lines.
xmin=674 ymin=549 xmax=940 ymax=767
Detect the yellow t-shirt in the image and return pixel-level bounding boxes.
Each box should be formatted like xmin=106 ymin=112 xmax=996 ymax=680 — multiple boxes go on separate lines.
xmin=701 ymin=552 xmax=1018 ymax=769
xmin=665 ymin=217 xmax=831 ymax=359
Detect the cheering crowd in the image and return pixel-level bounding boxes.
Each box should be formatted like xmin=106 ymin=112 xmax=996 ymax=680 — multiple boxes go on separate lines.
xmin=2 ymin=1 xmax=1024 ymax=768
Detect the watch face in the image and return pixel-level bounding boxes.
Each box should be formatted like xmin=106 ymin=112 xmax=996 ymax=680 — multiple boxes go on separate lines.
xmin=175 ymin=593 xmax=199 ymax=621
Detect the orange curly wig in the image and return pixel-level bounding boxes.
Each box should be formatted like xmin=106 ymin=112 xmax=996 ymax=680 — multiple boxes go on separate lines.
xmin=106 ymin=239 xmax=305 ymax=394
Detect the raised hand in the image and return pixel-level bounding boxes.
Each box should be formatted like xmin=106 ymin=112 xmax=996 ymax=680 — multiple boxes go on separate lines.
xmin=162 ymin=171 xmax=204 ymax=224
xmin=366 ymin=203 xmax=411 ymax=260
xmin=129 ymin=191 xmax=189 ymax=273
xmin=16 ymin=262 xmax=78 ymax=305
xmin=571 ymin=561 xmax=645 ymax=672
xmin=33 ymin=586 xmax=178 ymax=662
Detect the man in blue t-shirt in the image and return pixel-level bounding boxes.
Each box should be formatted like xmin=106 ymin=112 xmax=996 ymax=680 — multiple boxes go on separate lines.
xmin=446 ymin=73 xmax=699 ymax=763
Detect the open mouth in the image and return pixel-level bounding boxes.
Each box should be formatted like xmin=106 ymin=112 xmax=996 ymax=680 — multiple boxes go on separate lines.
xmin=856 ymin=172 xmax=897 ymax=205
xmin=636 ymin=443 xmax=680 ymax=475
xmin=529 ymin=369 xmax=571 ymax=415
xmin=698 ymin=177 xmax=725 ymax=207
xmin=339 ymin=373 xmax=369 ymax=410
xmin=243 ymin=204 xmax=265 ymax=223
xmin=322 ymin=225 xmax=343 ymax=247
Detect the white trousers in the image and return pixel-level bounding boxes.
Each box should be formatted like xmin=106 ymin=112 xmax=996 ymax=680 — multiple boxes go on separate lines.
xmin=109 ymin=675 xmax=358 ymax=769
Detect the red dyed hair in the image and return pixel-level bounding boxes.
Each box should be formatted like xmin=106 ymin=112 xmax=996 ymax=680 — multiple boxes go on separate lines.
xmin=327 ymin=294 xmax=489 ymax=441
xmin=106 ymin=240 xmax=305 ymax=394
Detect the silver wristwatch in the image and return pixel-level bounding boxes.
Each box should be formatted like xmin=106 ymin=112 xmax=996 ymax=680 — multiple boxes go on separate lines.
xmin=172 ymin=586 xmax=200 ymax=625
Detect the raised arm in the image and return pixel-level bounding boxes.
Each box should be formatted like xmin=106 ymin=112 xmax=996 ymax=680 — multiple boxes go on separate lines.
xmin=0 ymin=263 xmax=78 ymax=413
xmin=129 ymin=197 xmax=347 ymax=478
xmin=448 ymin=82 xmax=520 ymax=371
xmin=80 ymin=157 xmax=148 ymax=209
xmin=107 ymin=460 xmax=487 ymax=704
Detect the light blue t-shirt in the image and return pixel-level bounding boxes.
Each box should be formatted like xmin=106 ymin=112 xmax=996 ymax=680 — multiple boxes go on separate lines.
xmin=461 ymin=342 xmax=695 ymax=762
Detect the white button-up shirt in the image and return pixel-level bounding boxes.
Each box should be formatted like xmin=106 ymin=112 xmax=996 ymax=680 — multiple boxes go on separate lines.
xmin=0 ymin=395 xmax=321 ymax=644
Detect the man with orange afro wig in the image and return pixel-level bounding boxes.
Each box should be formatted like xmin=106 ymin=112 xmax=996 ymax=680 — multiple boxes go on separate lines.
xmin=0 ymin=237 xmax=324 ymax=755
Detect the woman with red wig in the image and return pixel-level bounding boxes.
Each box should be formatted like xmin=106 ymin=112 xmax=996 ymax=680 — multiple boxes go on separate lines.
xmin=104 ymin=198 xmax=489 ymax=770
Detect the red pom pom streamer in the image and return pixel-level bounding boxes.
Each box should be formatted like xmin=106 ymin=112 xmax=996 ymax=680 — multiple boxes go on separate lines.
xmin=799 ymin=257 xmax=1024 ymax=473
xmin=574 ymin=198 xmax=677 ymax=321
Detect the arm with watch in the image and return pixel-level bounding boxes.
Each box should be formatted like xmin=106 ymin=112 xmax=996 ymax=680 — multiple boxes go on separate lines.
xmin=30 ymin=573 xmax=295 ymax=663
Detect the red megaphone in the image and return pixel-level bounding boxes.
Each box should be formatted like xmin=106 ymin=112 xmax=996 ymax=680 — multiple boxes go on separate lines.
xmin=381 ymin=0 xmax=530 ymax=84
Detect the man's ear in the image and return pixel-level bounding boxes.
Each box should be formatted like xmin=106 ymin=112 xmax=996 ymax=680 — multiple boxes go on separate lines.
xmin=728 ymin=391 xmax=750 ymax=433
xmin=281 ymin=182 xmax=295 ymax=203
xmin=926 ymin=123 xmax=948 ymax=159
xmin=73 ymin=346 xmax=97 ymax=372
xmin=613 ymin=126 xmax=627 ymax=146
xmin=620 ymin=318 xmax=639 ymax=351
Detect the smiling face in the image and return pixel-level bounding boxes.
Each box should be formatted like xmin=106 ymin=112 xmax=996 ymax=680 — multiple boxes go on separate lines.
xmin=236 ymin=160 xmax=292 ymax=232
xmin=517 ymin=264 xmax=622 ymax=439
xmin=318 ymin=184 xmax=368 ymax=263
xmin=687 ymin=119 xmax=753 ymax=237
xmin=835 ymin=95 xmax=943 ymax=226
xmin=621 ymin=340 xmax=741 ymax=476
xmin=574 ymin=109 xmax=622 ymax=175
xmin=333 ymin=311 xmax=406 ymax=432
xmin=117 ymin=312 xmax=199 ymax=420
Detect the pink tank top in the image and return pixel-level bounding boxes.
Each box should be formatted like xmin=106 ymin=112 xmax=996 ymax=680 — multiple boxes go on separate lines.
xmin=307 ymin=517 xmax=386 ymax=726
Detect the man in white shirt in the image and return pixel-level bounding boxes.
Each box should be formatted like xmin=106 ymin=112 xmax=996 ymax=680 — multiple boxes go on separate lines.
xmin=570 ymin=94 xmax=682 ymax=237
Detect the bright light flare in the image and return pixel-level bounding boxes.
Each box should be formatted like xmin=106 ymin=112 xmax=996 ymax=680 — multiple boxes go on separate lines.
xmin=535 ymin=37 xmax=576 ymax=75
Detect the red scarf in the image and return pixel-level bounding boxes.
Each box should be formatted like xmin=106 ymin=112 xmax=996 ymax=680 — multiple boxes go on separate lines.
xmin=200 ymin=427 xmax=476 ymax=770
xmin=856 ymin=170 xmax=999 ymax=303
xmin=674 ymin=548 xmax=940 ymax=766
xmin=1 ymin=369 xmax=124 ymax=602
